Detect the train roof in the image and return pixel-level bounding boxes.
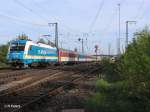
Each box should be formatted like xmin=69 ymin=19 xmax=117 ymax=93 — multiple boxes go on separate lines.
xmin=11 ymin=39 xmax=28 ymax=44
xmin=59 ymin=48 xmax=92 ymax=56
xmin=10 ymin=39 xmax=57 ymax=49
xmin=59 ymin=48 xmax=75 ymax=52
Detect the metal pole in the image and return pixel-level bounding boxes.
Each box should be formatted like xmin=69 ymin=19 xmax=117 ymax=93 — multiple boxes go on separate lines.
xmin=126 ymin=21 xmax=128 ymax=48
xmin=96 ymin=51 xmax=97 ymax=62
xmin=108 ymin=43 xmax=111 ymax=56
xmin=82 ymin=38 xmax=84 ymax=53
xmin=48 ymin=22 xmax=58 ymax=48
xmin=125 ymin=21 xmax=136 ymax=48
xmin=48 ymin=22 xmax=59 ymax=63
xmin=55 ymin=23 xmax=58 ymax=48
xmin=118 ymin=3 xmax=121 ymax=55
xmin=60 ymin=41 xmax=62 ymax=48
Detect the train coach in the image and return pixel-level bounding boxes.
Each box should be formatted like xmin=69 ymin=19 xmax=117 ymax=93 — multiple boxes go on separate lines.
xmin=58 ymin=49 xmax=96 ymax=64
xmin=58 ymin=48 xmax=78 ymax=64
xmin=7 ymin=39 xmax=96 ymax=68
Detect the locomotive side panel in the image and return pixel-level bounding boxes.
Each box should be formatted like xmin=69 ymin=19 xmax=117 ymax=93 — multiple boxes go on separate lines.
xmin=26 ymin=46 xmax=57 ymax=63
xmin=24 ymin=41 xmax=58 ymax=66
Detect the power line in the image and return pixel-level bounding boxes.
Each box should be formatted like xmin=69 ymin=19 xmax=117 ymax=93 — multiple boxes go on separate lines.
xmin=100 ymin=0 xmax=125 ymax=34
xmin=31 ymin=0 xmax=85 ymax=49
xmin=92 ymin=0 xmax=125 ymax=55
xmin=13 ymin=0 xmax=48 ymax=23
xmin=134 ymin=0 xmax=149 ymax=24
xmin=133 ymin=0 xmax=145 ymax=20
xmin=89 ymin=0 xmax=105 ymax=32
xmin=32 ymin=0 xmax=82 ymax=34
xmin=0 ymin=12 xmax=47 ymax=27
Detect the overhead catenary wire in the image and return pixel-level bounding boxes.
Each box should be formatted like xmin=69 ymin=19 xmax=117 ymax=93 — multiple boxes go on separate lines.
xmin=133 ymin=0 xmax=145 ymax=20
xmin=88 ymin=0 xmax=125 ymax=37
xmin=89 ymin=0 xmax=105 ymax=33
xmin=13 ymin=0 xmax=49 ymax=23
xmin=88 ymin=0 xmax=125 ymax=54
xmin=32 ymin=0 xmax=82 ymax=34
xmin=31 ymin=0 xmax=85 ymax=50
xmin=87 ymin=0 xmax=125 ymax=51
xmin=0 ymin=13 xmax=48 ymax=27
xmin=133 ymin=0 xmax=150 ymax=27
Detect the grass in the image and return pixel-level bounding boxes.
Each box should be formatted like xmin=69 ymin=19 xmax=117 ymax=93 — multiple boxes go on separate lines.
xmin=0 ymin=62 xmax=9 ymax=68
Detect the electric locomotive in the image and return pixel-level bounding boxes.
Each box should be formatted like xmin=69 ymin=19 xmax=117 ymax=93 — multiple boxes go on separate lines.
xmin=7 ymin=39 xmax=58 ymax=68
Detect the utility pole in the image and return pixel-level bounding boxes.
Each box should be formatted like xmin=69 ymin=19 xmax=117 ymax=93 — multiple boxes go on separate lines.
xmin=108 ymin=43 xmax=111 ymax=56
xmin=82 ymin=39 xmax=84 ymax=53
xmin=95 ymin=45 xmax=99 ymax=62
xmin=48 ymin=22 xmax=59 ymax=63
xmin=117 ymin=3 xmax=121 ymax=55
xmin=60 ymin=41 xmax=62 ymax=48
xmin=125 ymin=21 xmax=136 ymax=48
xmin=55 ymin=23 xmax=58 ymax=48
xmin=48 ymin=22 xmax=58 ymax=48
xmin=78 ymin=38 xmax=84 ymax=53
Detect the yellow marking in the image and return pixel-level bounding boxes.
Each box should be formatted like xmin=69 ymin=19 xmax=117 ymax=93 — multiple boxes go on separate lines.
xmin=60 ymin=57 xmax=77 ymax=62
xmin=25 ymin=55 xmax=58 ymax=60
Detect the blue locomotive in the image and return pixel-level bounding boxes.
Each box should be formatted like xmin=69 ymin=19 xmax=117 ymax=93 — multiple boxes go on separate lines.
xmin=7 ymin=39 xmax=58 ymax=68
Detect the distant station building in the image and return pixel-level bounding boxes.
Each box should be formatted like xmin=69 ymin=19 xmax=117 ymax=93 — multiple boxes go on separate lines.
xmin=92 ymin=54 xmax=118 ymax=62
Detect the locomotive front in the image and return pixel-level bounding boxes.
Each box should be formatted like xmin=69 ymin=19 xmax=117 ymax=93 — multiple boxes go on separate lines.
xmin=7 ymin=40 xmax=27 ymax=68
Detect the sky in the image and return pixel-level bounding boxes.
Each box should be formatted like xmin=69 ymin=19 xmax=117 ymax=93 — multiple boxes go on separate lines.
xmin=0 ymin=0 xmax=149 ymax=54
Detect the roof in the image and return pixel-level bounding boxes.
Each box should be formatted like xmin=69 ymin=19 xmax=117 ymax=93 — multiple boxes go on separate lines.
xmin=11 ymin=39 xmax=28 ymax=44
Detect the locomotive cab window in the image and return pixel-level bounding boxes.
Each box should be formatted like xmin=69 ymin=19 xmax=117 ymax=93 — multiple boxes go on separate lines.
xmin=10 ymin=43 xmax=25 ymax=51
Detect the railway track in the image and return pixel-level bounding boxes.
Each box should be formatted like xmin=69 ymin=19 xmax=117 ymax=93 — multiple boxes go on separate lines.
xmin=0 ymin=64 xmax=100 ymax=112
xmin=0 ymin=68 xmax=66 ymax=83
xmin=14 ymin=76 xmax=92 ymax=112
xmin=0 ymin=71 xmax=78 ymax=112
xmin=0 ymin=67 xmax=10 ymax=70
xmin=0 ymin=69 xmax=67 ymax=96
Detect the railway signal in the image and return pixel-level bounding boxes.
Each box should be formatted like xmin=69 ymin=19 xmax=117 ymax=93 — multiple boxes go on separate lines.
xmin=95 ymin=45 xmax=99 ymax=61
xmin=78 ymin=38 xmax=84 ymax=53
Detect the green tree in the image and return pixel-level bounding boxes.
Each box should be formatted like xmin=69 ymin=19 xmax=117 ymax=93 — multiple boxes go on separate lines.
xmin=0 ymin=44 xmax=8 ymax=64
xmin=118 ymin=28 xmax=150 ymax=111
xmin=86 ymin=28 xmax=150 ymax=112
xmin=120 ymin=27 xmax=150 ymax=90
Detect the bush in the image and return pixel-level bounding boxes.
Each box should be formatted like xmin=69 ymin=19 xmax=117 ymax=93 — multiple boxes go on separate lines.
xmin=96 ymin=79 xmax=111 ymax=92
xmin=85 ymin=28 xmax=150 ymax=112
xmin=100 ymin=57 xmax=121 ymax=82
xmin=0 ymin=44 xmax=8 ymax=64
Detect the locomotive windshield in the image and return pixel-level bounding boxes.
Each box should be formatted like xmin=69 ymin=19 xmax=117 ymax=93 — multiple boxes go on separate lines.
xmin=10 ymin=43 xmax=25 ymax=51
